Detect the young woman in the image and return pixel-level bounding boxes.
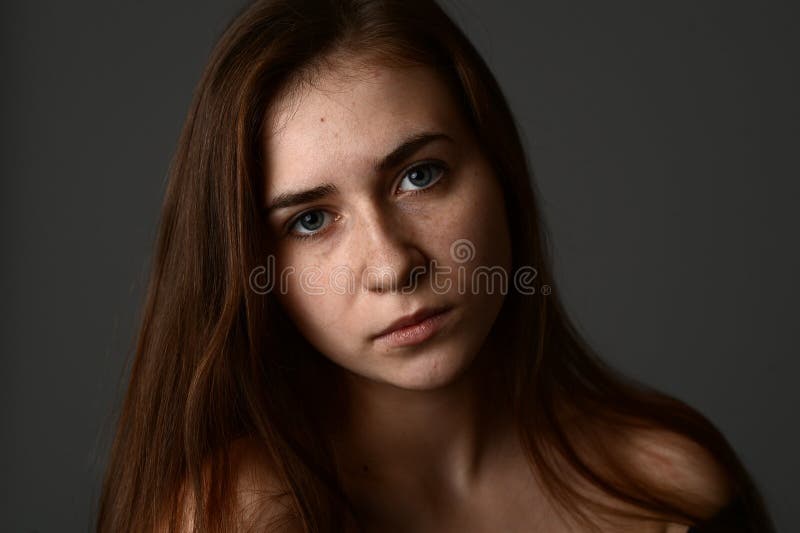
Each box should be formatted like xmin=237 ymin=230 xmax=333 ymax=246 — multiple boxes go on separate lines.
xmin=97 ymin=1 xmax=775 ymax=531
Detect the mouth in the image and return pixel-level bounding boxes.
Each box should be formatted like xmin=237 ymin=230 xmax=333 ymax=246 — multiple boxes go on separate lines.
xmin=372 ymin=305 xmax=454 ymax=347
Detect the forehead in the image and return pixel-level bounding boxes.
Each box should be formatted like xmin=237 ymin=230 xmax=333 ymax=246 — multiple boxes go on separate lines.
xmin=262 ymin=60 xmax=468 ymax=195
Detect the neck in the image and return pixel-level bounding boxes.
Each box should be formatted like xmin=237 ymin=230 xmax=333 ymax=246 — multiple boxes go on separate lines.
xmin=326 ymin=341 xmax=515 ymax=508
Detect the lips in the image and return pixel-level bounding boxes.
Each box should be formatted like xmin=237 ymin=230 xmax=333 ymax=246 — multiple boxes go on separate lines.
xmin=373 ymin=305 xmax=452 ymax=339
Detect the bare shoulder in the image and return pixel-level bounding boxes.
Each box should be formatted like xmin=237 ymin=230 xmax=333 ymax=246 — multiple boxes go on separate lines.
xmin=228 ymin=437 xmax=303 ymax=532
xmin=562 ymin=426 xmax=735 ymax=532
xmin=163 ymin=438 xmax=302 ymax=532
xmin=625 ymin=427 xmax=734 ymax=520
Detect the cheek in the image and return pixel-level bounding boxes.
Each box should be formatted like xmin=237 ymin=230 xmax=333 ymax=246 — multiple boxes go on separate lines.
xmin=435 ymin=170 xmax=511 ymax=271
xmin=277 ymin=267 xmax=338 ymax=325
xmin=273 ymin=259 xmax=363 ymax=354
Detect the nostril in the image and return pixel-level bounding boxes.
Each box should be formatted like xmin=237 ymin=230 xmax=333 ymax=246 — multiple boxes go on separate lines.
xmin=362 ymin=249 xmax=428 ymax=294
xmin=364 ymin=266 xmax=398 ymax=293
xmin=402 ymin=263 xmax=429 ymax=292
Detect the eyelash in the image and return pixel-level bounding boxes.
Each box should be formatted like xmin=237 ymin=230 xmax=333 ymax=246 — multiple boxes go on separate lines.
xmin=286 ymin=161 xmax=449 ymax=242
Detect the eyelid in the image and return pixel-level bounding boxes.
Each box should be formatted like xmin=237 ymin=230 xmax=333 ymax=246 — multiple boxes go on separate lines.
xmin=284 ymin=208 xmax=338 ymax=238
xmin=394 ymin=159 xmax=448 ymax=194
xmin=284 ymin=159 xmax=449 ymax=240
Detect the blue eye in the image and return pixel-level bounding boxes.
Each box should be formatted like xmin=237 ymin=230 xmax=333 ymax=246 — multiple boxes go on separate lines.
xmin=286 ymin=161 xmax=448 ymax=242
xmin=397 ymin=162 xmax=447 ymax=193
xmin=288 ymin=210 xmax=331 ymax=240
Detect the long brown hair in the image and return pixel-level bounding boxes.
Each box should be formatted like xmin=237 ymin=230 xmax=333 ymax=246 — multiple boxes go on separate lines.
xmin=97 ymin=1 xmax=774 ymax=531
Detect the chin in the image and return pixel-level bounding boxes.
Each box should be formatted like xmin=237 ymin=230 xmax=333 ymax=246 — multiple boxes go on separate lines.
xmin=378 ymin=341 xmax=480 ymax=392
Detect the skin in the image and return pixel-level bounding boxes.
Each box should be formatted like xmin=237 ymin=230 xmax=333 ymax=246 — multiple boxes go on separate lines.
xmin=261 ymin=54 xmax=521 ymax=528
xmin=258 ymin=53 xmax=708 ymax=532
xmin=263 ymin=56 xmax=512 ymax=393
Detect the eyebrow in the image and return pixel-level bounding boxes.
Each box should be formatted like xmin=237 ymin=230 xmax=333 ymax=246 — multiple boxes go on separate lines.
xmin=264 ymin=131 xmax=452 ymax=214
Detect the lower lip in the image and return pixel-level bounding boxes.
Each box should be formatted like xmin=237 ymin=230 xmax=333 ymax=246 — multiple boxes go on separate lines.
xmin=375 ymin=308 xmax=453 ymax=348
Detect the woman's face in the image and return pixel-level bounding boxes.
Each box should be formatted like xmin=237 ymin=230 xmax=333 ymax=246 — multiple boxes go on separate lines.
xmin=262 ymin=55 xmax=512 ymax=391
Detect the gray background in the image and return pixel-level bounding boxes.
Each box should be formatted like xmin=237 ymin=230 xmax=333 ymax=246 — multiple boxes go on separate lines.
xmin=1 ymin=1 xmax=797 ymax=531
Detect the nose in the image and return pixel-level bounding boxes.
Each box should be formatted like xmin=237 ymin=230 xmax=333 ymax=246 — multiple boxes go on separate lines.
xmin=356 ymin=207 xmax=427 ymax=294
